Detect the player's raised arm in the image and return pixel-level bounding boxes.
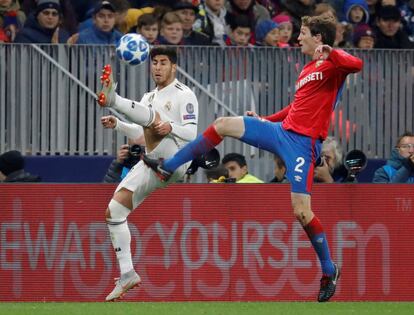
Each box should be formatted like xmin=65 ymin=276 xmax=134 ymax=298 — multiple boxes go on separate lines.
xmin=326 ymin=48 xmax=363 ymax=73
xmin=262 ymin=103 xmax=292 ymax=122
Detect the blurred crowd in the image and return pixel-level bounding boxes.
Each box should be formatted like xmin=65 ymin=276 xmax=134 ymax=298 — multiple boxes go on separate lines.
xmin=1 ymin=0 xmax=413 ymax=48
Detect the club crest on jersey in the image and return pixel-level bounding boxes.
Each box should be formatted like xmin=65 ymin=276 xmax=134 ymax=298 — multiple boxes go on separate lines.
xmin=164 ymin=101 xmax=172 ymax=111
xmin=316 ymin=60 xmax=324 ymax=67
xmin=186 ymin=103 xmax=194 ymax=113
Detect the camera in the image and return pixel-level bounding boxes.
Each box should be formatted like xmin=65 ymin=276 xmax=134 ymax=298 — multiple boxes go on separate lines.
xmin=123 ymin=144 xmax=143 ymax=169
xmin=344 ymin=149 xmax=367 ymax=182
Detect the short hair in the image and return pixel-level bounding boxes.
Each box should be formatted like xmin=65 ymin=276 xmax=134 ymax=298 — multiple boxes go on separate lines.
xmin=110 ymin=0 xmax=130 ymax=13
xmin=160 ymin=11 xmax=182 ymax=29
xmin=273 ymin=154 xmax=286 ymax=169
xmin=396 ymin=132 xmax=414 ymax=146
xmin=322 ymin=136 xmax=343 ymax=168
xmin=222 ymin=153 xmax=247 ymax=167
xmin=228 ymin=14 xmax=252 ymax=31
xmin=150 ymin=46 xmax=178 ymax=64
xmin=301 ymin=14 xmax=336 ymax=47
xmin=137 ymin=13 xmax=158 ymax=29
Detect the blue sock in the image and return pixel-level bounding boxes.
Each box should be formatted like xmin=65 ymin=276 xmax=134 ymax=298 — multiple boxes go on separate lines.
xmin=304 ymin=216 xmax=335 ymax=276
xmin=163 ymin=125 xmax=222 ymax=172
xmin=309 ymin=232 xmax=335 ymax=275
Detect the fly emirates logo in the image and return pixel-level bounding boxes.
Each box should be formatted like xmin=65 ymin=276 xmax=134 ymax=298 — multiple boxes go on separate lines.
xmin=295 ymin=71 xmax=323 ymax=91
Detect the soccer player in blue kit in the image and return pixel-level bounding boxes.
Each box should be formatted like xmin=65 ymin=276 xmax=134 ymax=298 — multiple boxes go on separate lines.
xmin=144 ymin=14 xmax=363 ymax=302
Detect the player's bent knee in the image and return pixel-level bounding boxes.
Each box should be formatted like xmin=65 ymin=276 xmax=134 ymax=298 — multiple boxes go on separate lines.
xmin=214 ymin=116 xmax=244 ymax=138
xmin=106 ymin=199 xmax=131 ymax=225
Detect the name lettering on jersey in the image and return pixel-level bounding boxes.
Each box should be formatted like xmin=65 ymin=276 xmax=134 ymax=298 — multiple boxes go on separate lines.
xmin=186 ymin=103 xmax=194 ymax=113
xmin=295 ymin=71 xmax=323 ymax=91
xmin=164 ymin=101 xmax=172 ymax=111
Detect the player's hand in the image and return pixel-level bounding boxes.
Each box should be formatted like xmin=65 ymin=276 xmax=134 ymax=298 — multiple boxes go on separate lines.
xmin=314 ymin=45 xmax=332 ymax=60
xmin=67 ymin=33 xmax=79 ymax=45
xmin=101 ymin=115 xmax=117 ymax=129
xmin=314 ymin=158 xmax=334 ymax=183
xmin=116 ymin=144 xmax=130 ymax=163
xmin=153 ymin=121 xmax=172 ymax=136
xmin=245 ymin=111 xmax=259 ymax=118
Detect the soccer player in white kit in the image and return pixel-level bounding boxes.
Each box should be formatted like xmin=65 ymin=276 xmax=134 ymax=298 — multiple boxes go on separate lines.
xmin=97 ymin=46 xmax=199 ymax=301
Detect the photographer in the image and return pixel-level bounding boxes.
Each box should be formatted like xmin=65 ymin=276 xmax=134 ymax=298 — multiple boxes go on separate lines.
xmin=314 ymin=137 xmax=344 ymax=183
xmin=103 ymin=142 xmax=143 ymax=183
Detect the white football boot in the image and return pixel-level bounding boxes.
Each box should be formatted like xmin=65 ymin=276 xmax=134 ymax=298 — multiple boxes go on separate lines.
xmin=105 ymin=269 xmax=141 ymax=302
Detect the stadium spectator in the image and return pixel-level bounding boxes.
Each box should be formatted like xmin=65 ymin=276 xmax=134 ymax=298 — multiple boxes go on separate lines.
xmin=373 ymin=132 xmax=414 ymax=183
xmin=194 ymin=0 xmax=227 ymax=46
xmin=0 ymin=0 xmax=26 ymax=42
xmin=278 ymin=0 xmax=315 ymax=46
xmin=353 ymin=23 xmax=375 ymax=48
xmin=155 ymin=11 xmax=184 ymax=45
xmin=14 ymin=0 xmax=70 ymax=43
xmin=172 ymin=1 xmax=211 ymax=45
xmin=135 ymin=13 xmax=158 ymax=44
xmin=256 ymin=0 xmax=283 ymax=18
xmin=269 ymin=154 xmax=288 ymax=183
xmin=224 ymin=14 xmax=253 ymax=46
xmin=222 ymin=153 xmax=264 ymax=183
xmin=103 ymin=143 xmax=144 ymax=183
xmin=73 ymin=1 xmax=123 ymax=45
xmin=0 ymin=27 xmax=7 ymax=41
xmin=255 ymin=19 xmax=280 ymax=46
xmin=374 ymin=5 xmax=414 ymax=48
xmin=22 ymin=0 xmax=77 ymax=35
xmin=398 ymin=0 xmax=414 ymax=43
xmin=314 ymin=136 xmax=344 ymax=183
xmin=0 ymin=150 xmax=41 ymax=182
xmin=225 ymin=0 xmax=270 ymax=30
xmin=343 ymin=0 xmax=370 ymax=24
xmin=272 ymin=14 xmax=293 ymax=47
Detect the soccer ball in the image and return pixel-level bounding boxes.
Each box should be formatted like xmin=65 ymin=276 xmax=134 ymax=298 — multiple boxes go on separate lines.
xmin=116 ymin=34 xmax=150 ymax=66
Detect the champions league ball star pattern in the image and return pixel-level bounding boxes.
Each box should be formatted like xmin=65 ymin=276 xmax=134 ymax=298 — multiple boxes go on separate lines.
xmin=116 ymin=34 xmax=150 ymax=66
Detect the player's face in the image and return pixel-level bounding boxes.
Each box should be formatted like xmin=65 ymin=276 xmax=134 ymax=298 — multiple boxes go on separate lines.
xmin=358 ymin=36 xmax=375 ymax=49
xmin=94 ymin=9 xmax=116 ymax=32
xmin=231 ymin=27 xmax=251 ymax=46
xmin=175 ymin=9 xmax=196 ymax=31
xmin=37 ymin=9 xmax=60 ymax=29
xmin=161 ymin=22 xmax=183 ymax=44
xmin=298 ymin=26 xmax=320 ymax=57
xmin=139 ymin=24 xmax=158 ymax=44
xmin=264 ymin=28 xmax=280 ymax=46
xmin=224 ymin=161 xmax=247 ymax=181
xmin=350 ymin=6 xmax=364 ymax=23
xmin=151 ymin=55 xmax=177 ymax=88
xmin=397 ymin=136 xmax=414 ymax=158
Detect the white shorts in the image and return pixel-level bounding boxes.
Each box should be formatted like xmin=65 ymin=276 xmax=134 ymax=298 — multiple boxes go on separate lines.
xmin=115 ymin=136 xmax=189 ymax=209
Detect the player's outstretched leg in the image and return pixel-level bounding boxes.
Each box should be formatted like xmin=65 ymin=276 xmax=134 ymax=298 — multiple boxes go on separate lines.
xmin=143 ymin=124 xmax=223 ymax=181
xmin=318 ymin=262 xmax=340 ymax=302
xmin=97 ymin=64 xmax=117 ymax=107
xmin=105 ymin=269 xmax=141 ymax=302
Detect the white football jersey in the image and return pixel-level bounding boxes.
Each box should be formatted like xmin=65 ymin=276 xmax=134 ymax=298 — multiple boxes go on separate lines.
xmin=139 ymin=78 xmax=198 ymax=146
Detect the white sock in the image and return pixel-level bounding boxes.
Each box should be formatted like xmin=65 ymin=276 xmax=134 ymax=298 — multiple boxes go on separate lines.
xmin=114 ymin=94 xmax=155 ymax=127
xmin=107 ymin=221 xmax=134 ymax=275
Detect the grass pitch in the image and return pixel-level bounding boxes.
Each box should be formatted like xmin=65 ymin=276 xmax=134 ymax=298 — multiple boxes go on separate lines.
xmin=1 ymin=302 xmax=413 ymax=315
